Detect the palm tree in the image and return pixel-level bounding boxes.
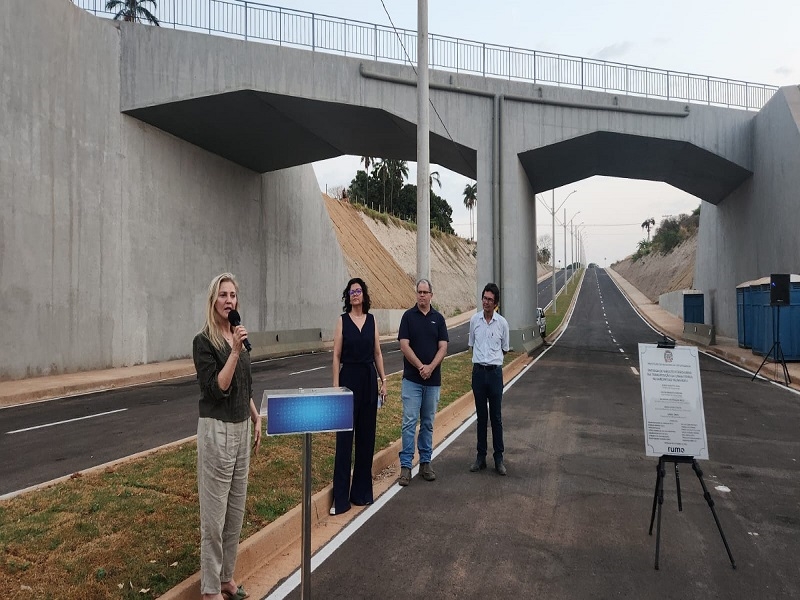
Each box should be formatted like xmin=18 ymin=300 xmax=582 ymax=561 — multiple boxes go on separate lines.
xmin=385 ymin=159 xmax=409 ymax=215
xmin=360 ymin=156 xmax=376 ymax=206
xmin=429 ymin=170 xmax=441 ymax=190
xmin=105 ymin=0 xmax=160 ymax=25
xmin=374 ymin=160 xmax=389 ymax=212
xmin=463 ymin=182 xmax=477 ymax=240
xmin=641 ymin=217 xmax=656 ymax=242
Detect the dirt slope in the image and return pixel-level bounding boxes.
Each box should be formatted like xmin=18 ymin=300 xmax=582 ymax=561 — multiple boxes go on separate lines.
xmin=358 ymin=212 xmax=478 ymax=316
xmin=323 ymin=195 xmax=416 ymax=309
xmin=324 ymin=194 xmax=553 ymax=316
xmin=612 ymin=235 xmax=696 ymax=302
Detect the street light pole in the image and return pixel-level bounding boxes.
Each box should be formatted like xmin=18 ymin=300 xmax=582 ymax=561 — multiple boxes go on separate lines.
xmin=549 ymin=189 xmax=576 ymax=313
xmin=567 ymin=211 xmax=581 ymax=281
xmin=416 ymin=0 xmax=430 ymax=281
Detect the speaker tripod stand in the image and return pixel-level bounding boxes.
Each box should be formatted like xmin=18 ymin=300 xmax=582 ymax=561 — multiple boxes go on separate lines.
xmin=752 ymin=305 xmax=791 ymax=386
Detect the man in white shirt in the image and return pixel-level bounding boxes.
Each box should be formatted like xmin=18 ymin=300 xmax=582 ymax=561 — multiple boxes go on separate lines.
xmin=468 ymin=283 xmax=510 ymax=475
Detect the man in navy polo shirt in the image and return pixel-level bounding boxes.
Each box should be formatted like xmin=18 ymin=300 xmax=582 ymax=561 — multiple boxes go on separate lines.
xmin=468 ymin=282 xmax=510 ymax=475
xmin=397 ymin=278 xmax=449 ymax=486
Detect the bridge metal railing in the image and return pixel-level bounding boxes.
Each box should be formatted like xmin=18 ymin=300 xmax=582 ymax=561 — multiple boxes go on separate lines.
xmin=74 ymin=0 xmax=777 ymax=111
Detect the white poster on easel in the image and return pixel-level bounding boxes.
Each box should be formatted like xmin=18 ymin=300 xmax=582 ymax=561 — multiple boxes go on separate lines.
xmin=639 ymin=344 xmax=709 ymax=460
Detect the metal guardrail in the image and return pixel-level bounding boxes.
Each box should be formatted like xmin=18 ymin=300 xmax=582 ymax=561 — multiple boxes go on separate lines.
xmin=74 ymin=0 xmax=777 ymax=111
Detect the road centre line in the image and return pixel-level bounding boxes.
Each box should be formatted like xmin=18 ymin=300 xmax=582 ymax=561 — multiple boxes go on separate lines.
xmin=630 ymin=366 xmax=639 ymax=375
xmin=289 ymin=366 xmax=326 ymax=376
xmin=6 ymin=408 xmax=128 ymax=434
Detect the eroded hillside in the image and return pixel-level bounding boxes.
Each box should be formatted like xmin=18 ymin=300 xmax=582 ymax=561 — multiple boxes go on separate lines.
xmin=612 ymin=235 xmax=696 ymax=302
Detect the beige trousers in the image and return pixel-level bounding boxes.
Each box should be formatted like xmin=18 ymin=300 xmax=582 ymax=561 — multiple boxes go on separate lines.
xmin=197 ymin=417 xmax=251 ymax=595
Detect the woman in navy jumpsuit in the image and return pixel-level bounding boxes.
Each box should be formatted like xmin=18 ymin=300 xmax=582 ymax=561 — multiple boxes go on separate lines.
xmin=331 ymin=278 xmax=387 ymax=515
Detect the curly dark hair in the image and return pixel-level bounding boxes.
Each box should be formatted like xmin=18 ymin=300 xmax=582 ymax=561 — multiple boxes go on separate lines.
xmin=342 ymin=277 xmax=371 ymax=313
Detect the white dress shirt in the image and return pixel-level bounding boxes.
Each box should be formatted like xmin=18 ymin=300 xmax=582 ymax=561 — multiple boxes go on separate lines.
xmin=469 ymin=310 xmax=510 ymax=366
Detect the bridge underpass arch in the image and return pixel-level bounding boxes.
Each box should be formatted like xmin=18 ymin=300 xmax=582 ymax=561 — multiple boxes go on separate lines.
xmin=509 ymin=130 xmax=755 ymax=343
xmin=119 ymin=22 xmax=798 ymax=348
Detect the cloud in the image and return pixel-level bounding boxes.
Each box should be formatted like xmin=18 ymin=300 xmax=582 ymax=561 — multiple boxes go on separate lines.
xmin=594 ymin=41 xmax=633 ymax=61
xmin=774 ymin=65 xmax=793 ymax=76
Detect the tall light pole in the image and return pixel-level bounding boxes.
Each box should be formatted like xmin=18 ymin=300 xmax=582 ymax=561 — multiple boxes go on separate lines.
xmin=548 ymin=189 xmax=576 ymax=313
xmin=575 ymin=223 xmax=585 ymax=273
xmin=567 ymin=211 xmax=581 ymax=281
xmin=416 ymin=0 xmax=430 ymax=281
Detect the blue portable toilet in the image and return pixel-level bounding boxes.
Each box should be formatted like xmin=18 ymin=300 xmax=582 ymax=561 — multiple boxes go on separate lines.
xmin=751 ymin=274 xmax=800 ymax=360
xmin=737 ymin=280 xmax=752 ymax=348
xmin=750 ymin=278 xmax=770 ymax=356
xmin=684 ymin=292 xmax=704 ymax=324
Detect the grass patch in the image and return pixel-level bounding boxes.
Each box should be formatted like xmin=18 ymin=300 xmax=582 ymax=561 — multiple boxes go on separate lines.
xmin=545 ymin=269 xmax=584 ymax=335
xmin=0 ymin=350 xmax=517 ymax=598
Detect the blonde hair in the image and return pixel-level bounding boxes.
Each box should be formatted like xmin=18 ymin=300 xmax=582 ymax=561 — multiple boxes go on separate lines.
xmin=201 ymin=272 xmax=241 ymax=351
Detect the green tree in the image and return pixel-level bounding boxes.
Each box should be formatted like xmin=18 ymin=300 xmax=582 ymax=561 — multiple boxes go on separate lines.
xmin=348 ymin=170 xmax=382 ymax=209
xmin=430 ymin=170 xmax=441 ymax=190
xmin=537 ymin=234 xmax=551 ymax=264
xmin=360 ymin=156 xmax=376 ymax=210
xmin=651 ymin=217 xmax=684 ymax=254
xmin=641 ymin=217 xmax=655 ymax=242
xmin=395 ymin=184 xmax=454 ymax=233
xmin=462 ymin=182 xmax=477 ymax=240
xmin=384 ymin=159 xmax=409 ymax=215
xmin=105 ymin=0 xmax=160 ymax=24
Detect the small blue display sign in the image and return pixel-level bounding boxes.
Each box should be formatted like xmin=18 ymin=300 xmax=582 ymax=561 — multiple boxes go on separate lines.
xmin=262 ymin=387 xmax=354 ymax=435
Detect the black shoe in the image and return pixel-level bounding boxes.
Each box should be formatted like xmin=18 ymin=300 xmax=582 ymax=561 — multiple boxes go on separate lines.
xmin=495 ymin=461 xmax=507 ymax=476
xmin=469 ymin=458 xmax=487 ymax=472
xmin=420 ymin=462 xmax=436 ymax=481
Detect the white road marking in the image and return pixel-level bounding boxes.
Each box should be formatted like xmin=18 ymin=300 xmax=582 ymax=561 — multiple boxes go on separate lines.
xmin=630 ymin=367 xmax=639 ymax=375
xmin=6 ymin=408 xmax=128 ymax=434
xmin=289 ymin=366 xmax=326 ymax=376
xmin=619 ymin=348 xmax=625 ymax=353
xmin=266 ymin=345 xmax=547 ymax=600
xmin=715 ymin=485 xmax=731 ymax=493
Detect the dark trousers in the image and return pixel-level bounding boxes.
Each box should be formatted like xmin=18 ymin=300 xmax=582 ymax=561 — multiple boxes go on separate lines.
xmin=472 ymin=365 xmax=504 ymax=462
xmin=333 ymin=365 xmax=378 ymax=513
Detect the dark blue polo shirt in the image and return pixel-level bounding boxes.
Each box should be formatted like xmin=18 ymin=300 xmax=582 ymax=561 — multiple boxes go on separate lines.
xmin=397 ymin=305 xmax=449 ymax=386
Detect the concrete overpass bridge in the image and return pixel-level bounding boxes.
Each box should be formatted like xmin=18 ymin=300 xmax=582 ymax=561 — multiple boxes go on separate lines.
xmin=2 ymin=0 xmax=798 ymax=377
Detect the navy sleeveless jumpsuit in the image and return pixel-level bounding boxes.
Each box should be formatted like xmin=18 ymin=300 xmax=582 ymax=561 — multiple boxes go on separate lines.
xmin=332 ymin=312 xmax=379 ymax=514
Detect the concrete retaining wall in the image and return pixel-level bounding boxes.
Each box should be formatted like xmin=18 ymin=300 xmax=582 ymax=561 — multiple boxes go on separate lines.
xmin=658 ymin=289 xmax=697 ymax=321
xmin=696 ymin=86 xmax=800 ymax=337
xmin=0 ymin=0 xmax=348 ymax=379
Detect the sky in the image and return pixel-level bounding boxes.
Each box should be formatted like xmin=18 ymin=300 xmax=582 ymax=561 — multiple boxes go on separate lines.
xmin=294 ymin=0 xmax=800 ymax=265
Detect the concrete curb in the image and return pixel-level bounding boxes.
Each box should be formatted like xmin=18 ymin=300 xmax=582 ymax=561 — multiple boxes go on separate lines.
xmin=0 ymin=362 xmax=197 ymax=408
xmin=607 ymin=268 xmax=800 ymax=392
xmin=160 ymin=352 xmax=533 ymax=600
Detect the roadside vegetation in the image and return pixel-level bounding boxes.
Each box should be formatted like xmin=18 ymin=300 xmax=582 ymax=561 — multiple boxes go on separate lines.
xmin=0 ymin=350 xmax=517 ymax=598
xmin=544 ymin=269 xmax=584 ymax=335
xmin=632 ymin=206 xmax=700 ymax=262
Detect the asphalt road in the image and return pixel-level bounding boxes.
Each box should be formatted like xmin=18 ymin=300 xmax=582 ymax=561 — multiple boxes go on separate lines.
xmin=273 ymin=268 xmax=800 ymax=599
xmin=0 ymin=274 xmax=566 ymax=496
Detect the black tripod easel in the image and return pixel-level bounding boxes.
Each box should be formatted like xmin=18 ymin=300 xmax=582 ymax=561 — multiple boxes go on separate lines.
xmin=648 ymin=455 xmax=736 ymax=570
xmin=752 ymin=304 xmax=791 ymax=385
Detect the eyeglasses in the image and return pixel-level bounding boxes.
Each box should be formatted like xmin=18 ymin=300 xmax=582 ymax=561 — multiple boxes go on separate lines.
xmin=417 ymin=290 xmax=432 ymax=295
xmin=348 ymin=289 xmax=363 ymax=296
xmin=482 ymin=296 xmax=496 ymax=303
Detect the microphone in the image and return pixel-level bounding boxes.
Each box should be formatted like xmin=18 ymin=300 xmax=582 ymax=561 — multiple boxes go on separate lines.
xmin=226 ymin=309 xmax=252 ymax=352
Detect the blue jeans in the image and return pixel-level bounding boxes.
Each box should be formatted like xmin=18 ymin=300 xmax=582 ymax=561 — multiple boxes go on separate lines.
xmin=472 ymin=365 xmax=504 ymax=462
xmin=399 ymin=379 xmax=441 ymax=468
